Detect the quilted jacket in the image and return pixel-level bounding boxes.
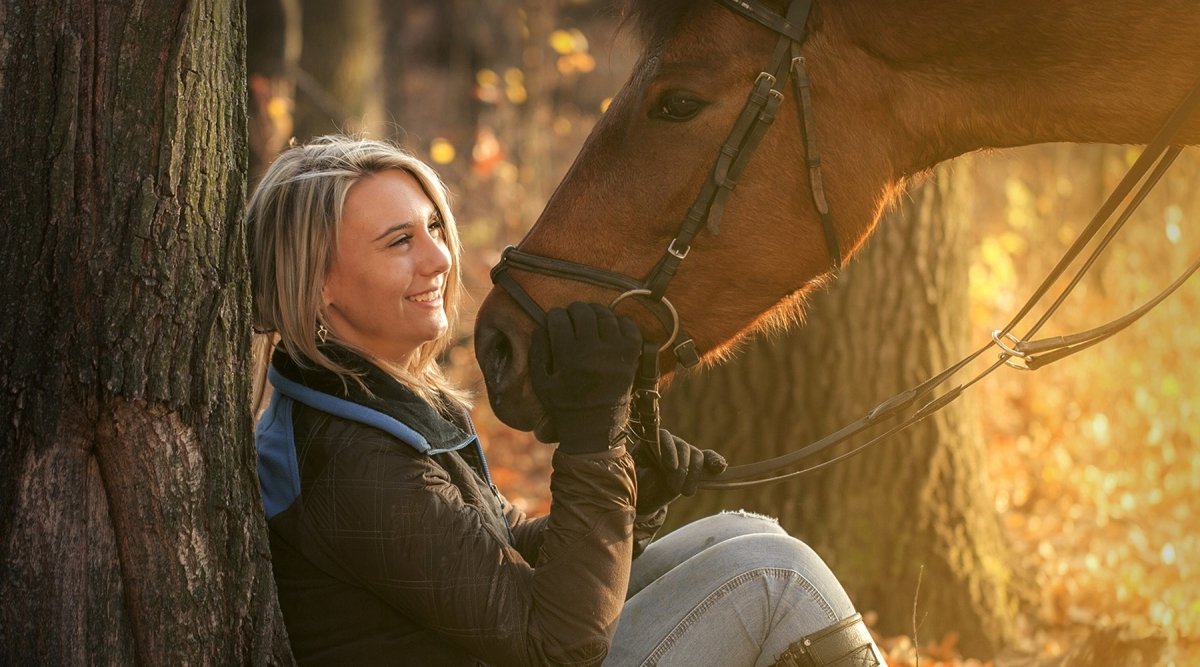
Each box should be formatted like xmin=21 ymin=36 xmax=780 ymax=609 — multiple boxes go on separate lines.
xmin=256 ymin=346 xmax=662 ymax=666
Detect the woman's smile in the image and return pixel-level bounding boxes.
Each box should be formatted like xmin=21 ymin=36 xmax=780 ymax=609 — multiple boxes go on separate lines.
xmin=406 ymin=287 xmax=443 ymax=306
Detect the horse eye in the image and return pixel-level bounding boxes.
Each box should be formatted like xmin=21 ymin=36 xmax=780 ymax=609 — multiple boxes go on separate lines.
xmin=653 ymin=92 xmax=706 ymax=121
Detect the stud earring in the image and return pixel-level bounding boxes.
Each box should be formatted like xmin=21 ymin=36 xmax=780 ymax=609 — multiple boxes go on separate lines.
xmin=316 ymin=323 xmax=329 ymax=344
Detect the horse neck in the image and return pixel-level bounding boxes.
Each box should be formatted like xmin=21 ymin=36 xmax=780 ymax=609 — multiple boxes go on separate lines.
xmin=821 ymin=0 xmax=1200 ymax=175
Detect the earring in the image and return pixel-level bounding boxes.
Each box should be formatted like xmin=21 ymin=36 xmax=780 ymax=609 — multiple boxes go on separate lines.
xmin=316 ymin=323 xmax=329 ymax=344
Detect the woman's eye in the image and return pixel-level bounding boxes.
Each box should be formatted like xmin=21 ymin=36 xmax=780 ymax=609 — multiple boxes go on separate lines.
xmin=429 ymin=220 xmax=444 ymax=238
xmin=653 ymin=92 xmax=705 ymax=121
xmin=389 ymin=235 xmax=412 ymax=247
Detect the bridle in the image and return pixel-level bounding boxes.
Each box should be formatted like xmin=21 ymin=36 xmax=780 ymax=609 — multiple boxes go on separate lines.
xmin=492 ymin=0 xmax=836 ymax=371
xmin=489 ymin=0 xmax=1200 ymax=488
xmin=490 ymin=0 xmax=835 ymax=485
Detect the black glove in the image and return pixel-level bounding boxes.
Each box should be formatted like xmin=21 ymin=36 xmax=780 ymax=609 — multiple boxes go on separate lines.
xmin=529 ymin=302 xmax=642 ymax=454
xmin=634 ymin=429 xmax=727 ymax=515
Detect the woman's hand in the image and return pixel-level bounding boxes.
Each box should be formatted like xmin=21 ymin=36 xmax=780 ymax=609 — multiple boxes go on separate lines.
xmin=529 ymin=302 xmax=642 ymax=454
xmin=634 ymin=429 xmax=727 ymax=515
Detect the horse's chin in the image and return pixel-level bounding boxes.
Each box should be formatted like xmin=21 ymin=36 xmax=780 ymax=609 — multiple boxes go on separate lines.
xmin=491 ymin=382 xmax=546 ymax=432
xmin=480 ymin=367 xmax=543 ymax=430
xmin=482 ymin=376 xmax=556 ymax=443
xmin=531 ymin=415 xmax=557 ymax=444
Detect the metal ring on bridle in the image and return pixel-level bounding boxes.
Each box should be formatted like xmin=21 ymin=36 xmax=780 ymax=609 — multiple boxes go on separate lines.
xmin=610 ymin=289 xmax=681 ymax=354
xmin=990 ymin=330 xmax=1026 ymax=358
xmin=991 ymin=329 xmax=1034 ymax=371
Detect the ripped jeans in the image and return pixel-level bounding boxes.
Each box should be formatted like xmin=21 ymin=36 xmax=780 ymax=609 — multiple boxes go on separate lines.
xmin=605 ymin=512 xmax=885 ymax=666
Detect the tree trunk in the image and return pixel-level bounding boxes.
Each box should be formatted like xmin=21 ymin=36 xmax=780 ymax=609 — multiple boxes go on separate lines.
xmin=660 ymin=166 xmax=1026 ymax=658
xmin=0 ymin=1 xmax=292 ymax=663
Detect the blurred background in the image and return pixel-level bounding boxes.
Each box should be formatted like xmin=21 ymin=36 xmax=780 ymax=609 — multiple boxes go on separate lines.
xmin=247 ymin=1 xmax=1199 ymax=664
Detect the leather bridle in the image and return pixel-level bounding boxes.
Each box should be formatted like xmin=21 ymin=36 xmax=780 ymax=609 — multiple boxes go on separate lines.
xmin=492 ymin=0 xmax=837 ymax=371
xmin=488 ymin=0 xmax=1200 ymax=489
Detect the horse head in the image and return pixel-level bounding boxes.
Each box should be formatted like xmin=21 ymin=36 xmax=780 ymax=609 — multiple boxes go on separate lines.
xmin=475 ymin=0 xmax=1200 ymax=438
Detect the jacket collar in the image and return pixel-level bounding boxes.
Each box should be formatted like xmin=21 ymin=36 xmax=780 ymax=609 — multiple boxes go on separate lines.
xmin=270 ymin=344 xmax=472 ymax=452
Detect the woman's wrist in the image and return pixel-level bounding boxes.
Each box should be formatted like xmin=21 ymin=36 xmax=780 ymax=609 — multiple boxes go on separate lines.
xmin=553 ymin=405 xmax=627 ymax=455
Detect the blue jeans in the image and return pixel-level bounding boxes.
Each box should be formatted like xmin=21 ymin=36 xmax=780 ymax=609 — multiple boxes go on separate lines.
xmin=605 ymin=512 xmax=882 ymax=666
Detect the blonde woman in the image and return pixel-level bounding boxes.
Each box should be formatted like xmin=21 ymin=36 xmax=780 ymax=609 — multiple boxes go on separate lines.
xmin=249 ymin=136 xmax=882 ymax=666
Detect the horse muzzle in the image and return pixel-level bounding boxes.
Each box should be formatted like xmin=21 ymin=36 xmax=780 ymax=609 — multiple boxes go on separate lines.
xmin=474 ymin=290 xmax=548 ymax=437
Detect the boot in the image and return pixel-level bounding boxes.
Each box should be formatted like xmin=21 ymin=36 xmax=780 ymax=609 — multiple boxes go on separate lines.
xmin=770 ymin=613 xmax=886 ymax=666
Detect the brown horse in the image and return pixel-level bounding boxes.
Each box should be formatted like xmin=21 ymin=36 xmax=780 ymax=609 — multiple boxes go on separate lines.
xmin=474 ymin=0 xmax=1200 ymax=438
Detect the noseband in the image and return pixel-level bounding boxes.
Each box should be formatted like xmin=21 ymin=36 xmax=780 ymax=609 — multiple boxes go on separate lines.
xmin=491 ymin=0 xmax=840 ymax=367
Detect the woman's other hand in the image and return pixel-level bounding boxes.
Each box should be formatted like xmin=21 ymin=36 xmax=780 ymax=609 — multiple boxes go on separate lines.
xmin=634 ymin=429 xmax=727 ymax=515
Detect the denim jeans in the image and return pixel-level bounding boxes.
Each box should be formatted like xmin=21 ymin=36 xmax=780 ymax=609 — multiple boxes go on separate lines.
xmin=605 ymin=511 xmax=882 ymax=666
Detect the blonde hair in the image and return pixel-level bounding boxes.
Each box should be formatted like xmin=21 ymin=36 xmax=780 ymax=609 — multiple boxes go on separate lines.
xmin=248 ymin=135 xmax=468 ymax=413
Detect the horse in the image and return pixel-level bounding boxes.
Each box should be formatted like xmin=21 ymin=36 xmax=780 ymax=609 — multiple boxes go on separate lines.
xmin=473 ymin=0 xmax=1200 ymax=439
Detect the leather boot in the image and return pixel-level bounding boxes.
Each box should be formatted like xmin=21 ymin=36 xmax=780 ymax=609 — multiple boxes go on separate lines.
xmin=770 ymin=613 xmax=886 ymax=666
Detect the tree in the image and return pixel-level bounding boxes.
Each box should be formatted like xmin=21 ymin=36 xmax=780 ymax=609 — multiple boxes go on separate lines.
xmin=660 ymin=166 xmax=1025 ymax=657
xmin=0 ymin=1 xmax=291 ymax=663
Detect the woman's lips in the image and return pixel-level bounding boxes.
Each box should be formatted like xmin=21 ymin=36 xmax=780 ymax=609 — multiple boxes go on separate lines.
xmin=407 ymin=287 xmax=442 ymax=305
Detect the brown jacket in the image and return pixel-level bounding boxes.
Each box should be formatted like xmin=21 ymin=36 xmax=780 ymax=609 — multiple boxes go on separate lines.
xmin=259 ymin=348 xmax=660 ymax=666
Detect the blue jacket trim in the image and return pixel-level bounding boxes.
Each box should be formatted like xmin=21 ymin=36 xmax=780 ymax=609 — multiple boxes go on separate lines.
xmin=268 ymin=367 xmax=477 ymax=455
xmin=256 ymin=390 xmax=300 ymax=519
xmin=256 ymin=367 xmax=478 ymax=519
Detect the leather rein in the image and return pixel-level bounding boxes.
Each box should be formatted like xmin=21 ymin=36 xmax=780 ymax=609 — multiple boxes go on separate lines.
xmin=490 ymin=0 xmax=1200 ymax=489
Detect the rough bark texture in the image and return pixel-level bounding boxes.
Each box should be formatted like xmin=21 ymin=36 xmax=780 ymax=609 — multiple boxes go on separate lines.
xmin=0 ymin=0 xmax=292 ymax=663
xmin=660 ymin=168 xmax=1027 ymax=658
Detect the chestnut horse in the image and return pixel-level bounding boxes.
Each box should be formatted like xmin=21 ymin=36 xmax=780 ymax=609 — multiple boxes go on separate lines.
xmin=475 ymin=0 xmax=1200 ymax=439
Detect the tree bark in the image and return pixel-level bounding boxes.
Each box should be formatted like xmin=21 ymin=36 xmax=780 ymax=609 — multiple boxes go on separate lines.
xmin=660 ymin=167 xmax=1026 ymax=658
xmin=0 ymin=1 xmax=292 ymax=663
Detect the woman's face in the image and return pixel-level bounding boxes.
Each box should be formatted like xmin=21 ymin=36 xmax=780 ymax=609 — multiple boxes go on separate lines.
xmin=322 ymin=169 xmax=452 ymax=364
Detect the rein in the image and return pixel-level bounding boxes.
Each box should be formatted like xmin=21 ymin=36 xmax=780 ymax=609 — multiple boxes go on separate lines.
xmin=490 ymin=0 xmax=1200 ymax=488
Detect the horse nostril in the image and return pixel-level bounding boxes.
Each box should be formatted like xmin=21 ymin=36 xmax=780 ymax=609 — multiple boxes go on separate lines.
xmin=491 ymin=332 xmax=513 ymax=376
xmin=476 ymin=323 xmax=515 ymax=387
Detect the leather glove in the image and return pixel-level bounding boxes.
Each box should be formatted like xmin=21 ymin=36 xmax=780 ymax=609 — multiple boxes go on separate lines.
xmin=529 ymin=302 xmax=642 ymax=454
xmin=634 ymin=429 xmax=727 ymax=515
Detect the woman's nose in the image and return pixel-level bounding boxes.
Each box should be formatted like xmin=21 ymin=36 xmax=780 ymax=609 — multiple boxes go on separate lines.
xmin=419 ymin=233 xmax=452 ymax=276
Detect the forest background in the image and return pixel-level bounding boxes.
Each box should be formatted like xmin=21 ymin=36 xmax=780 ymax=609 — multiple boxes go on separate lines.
xmin=248 ymin=1 xmax=1198 ymax=665
xmin=1 ymin=0 xmax=1195 ymax=665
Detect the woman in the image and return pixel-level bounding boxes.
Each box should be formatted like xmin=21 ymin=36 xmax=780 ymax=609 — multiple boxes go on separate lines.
xmin=249 ymin=136 xmax=884 ymax=666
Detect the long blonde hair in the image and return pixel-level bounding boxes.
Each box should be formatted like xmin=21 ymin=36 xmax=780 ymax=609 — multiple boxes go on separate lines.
xmin=248 ymin=135 xmax=468 ymax=413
